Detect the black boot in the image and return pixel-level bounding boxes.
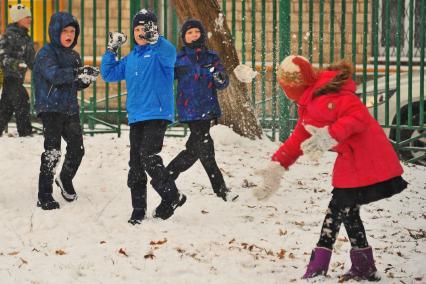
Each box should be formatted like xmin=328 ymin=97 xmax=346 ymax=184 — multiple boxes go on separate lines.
xmin=128 ymin=187 xmax=147 ymax=225
xmin=55 ymin=174 xmax=77 ymax=202
xmin=37 ymin=193 xmax=60 ymax=210
xmin=214 ymin=185 xmax=239 ymax=202
xmin=38 ymin=174 xmax=60 ymax=210
xmin=153 ymin=192 xmax=187 ymax=220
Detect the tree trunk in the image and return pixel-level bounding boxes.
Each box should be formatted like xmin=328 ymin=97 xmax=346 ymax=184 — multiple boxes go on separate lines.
xmin=172 ymin=0 xmax=263 ymax=139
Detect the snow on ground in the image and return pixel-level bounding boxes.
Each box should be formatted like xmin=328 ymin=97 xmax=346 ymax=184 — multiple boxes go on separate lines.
xmin=0 ymin=125 xmax=425 ymax=284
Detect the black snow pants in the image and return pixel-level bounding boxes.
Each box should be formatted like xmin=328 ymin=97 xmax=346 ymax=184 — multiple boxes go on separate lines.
xmin=0 ymin=79 xmax=32 ymax=136
xmin=127 ymin=120 xmax=179 ymax=210
xmin=38 ymin=113 xmax=84 ymax=199
xmin=166 ymin=119 xmax=226 ymax=192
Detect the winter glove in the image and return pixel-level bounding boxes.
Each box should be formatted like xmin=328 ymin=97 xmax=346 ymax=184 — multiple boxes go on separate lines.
xmin=139 ymin=21 xmax=159 ymax=44
xmin=252 ymin=161 xmax=285 ymax=200
xmin=213 ymin=71 xmax=227 ymax=85
xmin=301 ymin=125 xmax=337 ymax=161
xmin=18 ymin=62 xmax=28 ymax=70
xmin=107 ymin=31 xmax=127 ymax=53
xmin=75 ymin=65 xmax=100 ymax=85
xmin=4 ymin=58 xmax=28 ymax=72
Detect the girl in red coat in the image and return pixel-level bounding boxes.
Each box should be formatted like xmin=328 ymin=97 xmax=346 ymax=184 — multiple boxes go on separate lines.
xmin=271 ymin=55 xmax=407 ymax=281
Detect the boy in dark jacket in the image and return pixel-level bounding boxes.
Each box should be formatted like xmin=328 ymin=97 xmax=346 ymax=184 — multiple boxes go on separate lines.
xmin=33 ymin=12 xmax=99 ymax=210
xmin=166 ymin=19 xmax=237 ymax=202
xmin=101 ymin=9 xmax=186 ymax=224
xmin=0 ymin=4 xmax=35 ymax=137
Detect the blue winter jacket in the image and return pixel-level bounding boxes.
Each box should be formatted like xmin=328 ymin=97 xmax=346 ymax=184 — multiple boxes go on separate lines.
xmin=101 ymin=36 xmax=176 ymax=124
xmin=175 ymin=47 xmax=229 ymax=122
xmin=33 ymin=12 xmax=88 ymax=116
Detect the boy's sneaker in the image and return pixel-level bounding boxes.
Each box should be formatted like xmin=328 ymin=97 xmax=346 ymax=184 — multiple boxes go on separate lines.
xmin=55 ymin=176 xmax=77 ymax=202
xmin=153 ymin=193 xmax=187 ymax=220
xmin=128 ymin=208 xmax=146 ymax=225
xmin=214 ymin=186 xmax=239 ymax=202
xmin=37 ymin=194 xmax=60 ymax=210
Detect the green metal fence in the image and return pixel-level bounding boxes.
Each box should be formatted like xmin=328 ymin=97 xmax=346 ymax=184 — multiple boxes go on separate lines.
xmin=1 ymin=0 xmax=424 ymax=165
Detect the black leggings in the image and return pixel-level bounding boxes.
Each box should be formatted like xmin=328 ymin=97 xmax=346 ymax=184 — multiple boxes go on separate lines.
xmin=317 ymin=196 xmax=369 ymax=250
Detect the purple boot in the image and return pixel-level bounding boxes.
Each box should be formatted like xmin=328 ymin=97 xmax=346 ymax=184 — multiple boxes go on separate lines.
xmin=302 ymin=247 xmax=332 ymax=279
xmin=340 ymin=247 xmax=381 ymax=281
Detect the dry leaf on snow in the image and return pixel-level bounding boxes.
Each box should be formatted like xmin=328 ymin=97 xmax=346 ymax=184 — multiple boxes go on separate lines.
xmin=118 ymin=248 xmax=128 ymax=257
xmin=55 ymin=249 xmax=66 ymax=256
xmin=20 ymin=258 xmax=28 ymax=265
xmin=277 ymin=249 xmax=286 ymax=259
xmin=144 ymin=252 xmax=155 ymax=259
xmin=150 ymin=238 xmax=167 ymax=245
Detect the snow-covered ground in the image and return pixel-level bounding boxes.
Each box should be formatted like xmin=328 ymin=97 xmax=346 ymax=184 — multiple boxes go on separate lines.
xmin=0 ymin=125 xmax=425 ymax=284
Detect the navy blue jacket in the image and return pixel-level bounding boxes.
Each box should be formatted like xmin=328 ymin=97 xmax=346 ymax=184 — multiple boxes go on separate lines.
xmin=34 ymin=12 xmax=88 ymax=115
xmin=101 ymin=37 xmax=176 ymax=124
xmin=175 ymin=47 xmax=228 ymax=122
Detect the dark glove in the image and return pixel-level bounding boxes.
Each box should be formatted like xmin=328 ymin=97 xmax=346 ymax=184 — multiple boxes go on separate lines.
xmin=138 ymin=21 xmax=159 ymax=44
xmin=75 ymin=65 xmax=100 ymax=84
xmin=6 ymin=58 xmax=28 ymax=72
xmin=213 ymin=71 xmax=226 ymax=85
xmin=107 ymin=31 xmax=127 ymax=53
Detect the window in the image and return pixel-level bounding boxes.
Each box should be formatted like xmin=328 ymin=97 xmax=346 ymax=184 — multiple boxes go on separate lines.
xmin=378 ymin=0 xmax=425 ymax=61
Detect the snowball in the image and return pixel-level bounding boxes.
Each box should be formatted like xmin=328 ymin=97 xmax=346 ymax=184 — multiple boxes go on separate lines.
xmin=233 ymin=64 xmax=258 ymax=83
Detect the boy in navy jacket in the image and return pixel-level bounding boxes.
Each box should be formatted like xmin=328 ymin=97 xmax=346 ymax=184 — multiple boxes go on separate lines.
xmin=33 ymin=12 xmax=98 ymax=210
xmin=166 ymin=19 xmax=237 ymax=202
xmin=101 ymin=9 xmax=186 ymax=224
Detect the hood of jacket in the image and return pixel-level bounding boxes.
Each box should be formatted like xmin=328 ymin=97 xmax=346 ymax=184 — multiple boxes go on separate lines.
xmin=48 ymin=12 xmax=80 ymax=49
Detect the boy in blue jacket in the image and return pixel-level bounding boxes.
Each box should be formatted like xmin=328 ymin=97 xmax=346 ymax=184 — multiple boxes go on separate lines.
xmin=33 ymin=12 xmax=99 ymax=210
xmin=166 ymin=19 xmax=237 ymax=202
xmin=101 ymin=9 xmax=186 ymax=224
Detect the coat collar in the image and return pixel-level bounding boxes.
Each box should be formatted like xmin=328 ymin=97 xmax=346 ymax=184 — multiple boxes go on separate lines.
xmin=298 ymin=70 xmax=356 ymax=106
xmin=6 ymin=23 xmax=28 ymax=35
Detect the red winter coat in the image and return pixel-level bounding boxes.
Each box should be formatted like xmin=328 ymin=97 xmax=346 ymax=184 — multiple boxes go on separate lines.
xmin=272 ymin=70 xmax=403 ymax=188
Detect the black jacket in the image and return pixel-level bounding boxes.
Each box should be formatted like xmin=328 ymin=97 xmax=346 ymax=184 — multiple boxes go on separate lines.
xmin=0 ymin=23 xmax=35 ymax=83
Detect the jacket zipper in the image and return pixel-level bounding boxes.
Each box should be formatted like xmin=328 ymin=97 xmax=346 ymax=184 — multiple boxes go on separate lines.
xmin=47 ymin=84 xmax=54 ymax=96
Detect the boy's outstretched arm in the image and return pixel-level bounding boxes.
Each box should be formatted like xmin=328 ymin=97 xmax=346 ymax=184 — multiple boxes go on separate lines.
xmin=154 ymin=37 xmax=176 ymax=69
xmin=101 ymin=51 xmax=127 ymax=82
